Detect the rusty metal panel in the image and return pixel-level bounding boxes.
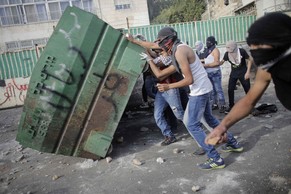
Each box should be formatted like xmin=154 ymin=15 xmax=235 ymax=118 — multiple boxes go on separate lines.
xmin=16 ymin=6 xmax=145 ymax=159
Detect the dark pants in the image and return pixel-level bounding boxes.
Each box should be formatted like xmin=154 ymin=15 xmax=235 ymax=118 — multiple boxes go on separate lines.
xmin=228 ymin=76 xmax=250 ymax=107
xmin=142 ymin=74 xmax=156 ymax=102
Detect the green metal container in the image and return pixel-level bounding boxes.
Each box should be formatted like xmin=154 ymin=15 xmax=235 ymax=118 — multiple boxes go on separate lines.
xmin=16 ymin=6 xmax=145 ymax=159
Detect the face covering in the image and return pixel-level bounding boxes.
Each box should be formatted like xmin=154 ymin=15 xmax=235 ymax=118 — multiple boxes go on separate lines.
xmin=206 ymin=36 xmax=217 ymax=49
xmin=250 ymin=46 xmax=291 ymax=70
xmin=226 ymin=41 xmax=237 ymax=53
xmin=195 ymin=41 xmax=204 ymax=52
xmin=158 ymin=34 xmax=177 ymax=53
xmin=206 ymin=41 xmax=213 ymax=49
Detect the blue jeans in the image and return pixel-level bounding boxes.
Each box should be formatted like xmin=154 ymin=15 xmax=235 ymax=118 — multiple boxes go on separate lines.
xmin=207 ymin=69 xmax=226 ymax=106
xmin=154 ymin=88 xmax=185 ymax=137
xmin=183 ymin=91 xmax=238 ymax=161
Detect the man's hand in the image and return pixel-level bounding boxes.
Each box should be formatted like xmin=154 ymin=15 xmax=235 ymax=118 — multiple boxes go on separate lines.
xmin=139 ymin=52 xmax=153 ymax=62
xmin=205 ymin=125 xmax=228 ymax=145
xmin=156 ymin=83 xmax=170 ymax=92
xmin=244 ymin=72 xmax=250 ymax=80
xmin=125 ymin=33 xmax=134 ymax=42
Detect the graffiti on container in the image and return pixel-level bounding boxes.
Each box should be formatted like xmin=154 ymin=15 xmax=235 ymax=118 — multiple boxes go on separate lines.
xmin=35 ymin=55 xmax=76 ymax=109
xmin=32 ymin=12 xmax=84 ymax=109
xmin=59 ymin=12 xmax=81 ymax=49
xmin=102 ymin=73 xmax=125 ymax=120
xmin=0 ymin=78 xmax=29 ymax=107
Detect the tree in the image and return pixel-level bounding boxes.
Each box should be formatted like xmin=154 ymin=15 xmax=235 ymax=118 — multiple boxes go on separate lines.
xmin=147 ymin=0 xmax=175 ymax=21
xmin=150 ymin=0 xmax=206 ymax=24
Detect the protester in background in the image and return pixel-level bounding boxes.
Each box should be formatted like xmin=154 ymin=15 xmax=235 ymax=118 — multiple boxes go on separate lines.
xmin=203 ymin=36 xmax=227 ymax=113
xmin=133 ymin=34 xmax=157 ymax=109
xmin=140 ymin=66 xmax=156 ymax=108
xmin=220 ymin=41 xmax=253 ymax=114
xmin=129 ymin=27 xmax=243 ymax=170
xmin=195 ymin=41 xmax=208 ymax=61
xmin=205 ymin=12 xmax=291 ymax=145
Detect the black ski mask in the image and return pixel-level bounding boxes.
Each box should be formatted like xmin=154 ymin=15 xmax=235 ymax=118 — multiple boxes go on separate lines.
xmin=206 ymin=36 xmax=217 ymax=49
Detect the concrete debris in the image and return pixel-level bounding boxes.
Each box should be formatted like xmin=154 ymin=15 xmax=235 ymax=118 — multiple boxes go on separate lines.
xmin=156 ymin=157 xmax=165 ymax=164
xmin=132 ymin=159 xmax=143 ymax=166
xmin=191 ymin=185 xmax=200 ymax=192
xmin=12 ymin=155 xmax=24 ymax=163
xmin=264 ymin=124 xmax=274 ymax=129
xmin=106 ymin=157 xmax=113 ymax=163
xmin=173 ymin=148 xmax=181 ymax=154
xmin=52 ymin=175 xmax=60 ymax=181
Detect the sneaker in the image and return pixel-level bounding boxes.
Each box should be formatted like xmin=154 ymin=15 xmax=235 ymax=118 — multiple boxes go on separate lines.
xmin=219 ymin=105 xmax=227 ymax=113
xmin=161 ymin=136 xmax=177 ymax=146
xmin=212 ymin=104 xmax=218 ymax=110
xmin=221 ymin=143 xmax=244 ymax=152
xmin=193 ymin=147 xmax=206 ymax=155
xmin=198 ymin=158 xmax=225 ymax=170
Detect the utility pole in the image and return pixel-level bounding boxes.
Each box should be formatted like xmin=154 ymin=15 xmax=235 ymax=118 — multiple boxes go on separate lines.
xmin=126 ymin=17 xmax=130 ymax=32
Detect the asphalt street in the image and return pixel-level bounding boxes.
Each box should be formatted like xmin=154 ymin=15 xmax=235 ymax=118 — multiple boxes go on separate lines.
xmin=0 ymin=81 xmax=291 ymax=194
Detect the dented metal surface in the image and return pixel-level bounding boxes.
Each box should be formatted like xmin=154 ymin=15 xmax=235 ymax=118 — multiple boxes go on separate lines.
xmin=16 ymin=6 xmax=145 ymax=159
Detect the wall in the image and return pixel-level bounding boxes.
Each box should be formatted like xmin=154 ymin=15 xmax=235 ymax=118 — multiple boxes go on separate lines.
xmin=97 ymin=0 xmax=150 ymax=29
xmin=0 ymin=0 xmax=150 ymax=52
xmin=202 ymin=0 xmax=241 ymax=20
xmin=0 ymin=77 xmax=29 ymax=109
xmin=0 ymin=21 xmax=58 ymax=52
xmin=256 ymin=0 xmax=291 ymax=17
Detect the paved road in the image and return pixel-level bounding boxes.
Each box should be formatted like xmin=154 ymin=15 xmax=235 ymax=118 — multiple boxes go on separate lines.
xmin=0 ymin=82 xmax=290 ymax=194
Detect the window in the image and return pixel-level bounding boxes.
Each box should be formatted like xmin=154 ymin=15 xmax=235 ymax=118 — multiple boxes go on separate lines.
xmin=0 ymin=6 xmax=24 ymax=25
xmin=60 ymin=1 xmax=69 ymax=13
xmin=36 ymin=3 xmax=48 ymax=21
xmin=0 ymin=1 xmax=9 ymax=5
xmin=114 ymin=0 xmax=131 ymax=10
xmin=48 ymin=2 xmax=61 ymax=20
xmin=0 ymin=0 xmax=93 ymax=26
xmin=5 ymin=38 xmax=48 ymax=51
xmin=9 ymin=0 xmax=22 ymax=4
xmin=83 ymin=0 xmax=92 ymax=12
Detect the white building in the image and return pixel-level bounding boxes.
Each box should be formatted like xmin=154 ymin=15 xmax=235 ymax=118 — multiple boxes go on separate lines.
xmin=0 ymin=0 xmax=150 ymax=52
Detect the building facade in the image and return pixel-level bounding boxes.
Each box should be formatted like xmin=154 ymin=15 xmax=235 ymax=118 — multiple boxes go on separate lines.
xmin=0 ymin=0 xmax=150 ymax=52
xmin=202 ymin=0 xmax=291 ymax=20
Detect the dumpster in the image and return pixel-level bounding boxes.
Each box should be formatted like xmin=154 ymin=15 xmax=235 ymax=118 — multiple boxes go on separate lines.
xmin=16 ymin=6 xmax=146 ymax=159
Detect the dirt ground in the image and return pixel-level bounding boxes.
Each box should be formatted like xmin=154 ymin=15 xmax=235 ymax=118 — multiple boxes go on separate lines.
xmin=0 ymin=82 xmax=291 ymax=194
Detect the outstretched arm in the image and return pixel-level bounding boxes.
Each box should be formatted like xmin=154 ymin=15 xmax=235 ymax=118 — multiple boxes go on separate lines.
xmin=205 ymin=68 xmax=272 ymax=145
xmin=126 ymin=33 xmax=160 ymax=49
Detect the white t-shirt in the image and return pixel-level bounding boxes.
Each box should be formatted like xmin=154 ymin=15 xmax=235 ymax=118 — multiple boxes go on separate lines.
xmin=177 ymin=44 xmax=213 ymax=96
xmin=205 ymin=53 xmax=220 ymax=73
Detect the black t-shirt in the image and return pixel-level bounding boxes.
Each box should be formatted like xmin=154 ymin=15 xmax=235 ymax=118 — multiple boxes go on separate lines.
xmin=223 ymin=48 xmax=249 ymax=78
